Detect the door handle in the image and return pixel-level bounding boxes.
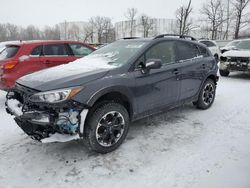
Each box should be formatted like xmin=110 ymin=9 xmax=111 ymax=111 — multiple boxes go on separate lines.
xmin=172 ymin=69 xmax=180 ymax=75
xmin=202 ymin=64 xmax=206 ymax=69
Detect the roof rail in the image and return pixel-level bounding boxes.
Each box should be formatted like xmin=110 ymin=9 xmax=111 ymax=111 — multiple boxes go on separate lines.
xmin=154 ymin=34 xmax=197 ymax=41
xmin=121 ymin=37 xmax=141 ymax=40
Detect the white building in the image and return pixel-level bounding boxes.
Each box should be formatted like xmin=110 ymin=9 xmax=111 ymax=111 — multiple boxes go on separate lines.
xmin=115 ymin=18 xmax=178 ymax=39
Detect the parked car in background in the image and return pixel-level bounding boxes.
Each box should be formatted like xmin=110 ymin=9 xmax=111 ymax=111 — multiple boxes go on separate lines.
xmin=199 ymin=39 xmax=221 ymax=62
xmin=220 ymin=40 xmax=241 ymax=54
xmin=6 ymin=34 xmax=218 ymax=153
xmin=219 ymin=39 xmax=250 ymax=76
xmin=0 ymin=40 xmax=95 ymax=90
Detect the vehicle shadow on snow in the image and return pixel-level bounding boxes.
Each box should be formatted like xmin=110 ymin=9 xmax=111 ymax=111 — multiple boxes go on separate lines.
xmin=227 ymin=72 xmax=250 ymax=80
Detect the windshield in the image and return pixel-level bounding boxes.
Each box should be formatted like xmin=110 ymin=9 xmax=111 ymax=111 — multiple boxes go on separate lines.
xmin=88 ymin=40 xmax=149 ymax=66
xmin=0 ymin=45 xmax=20 ymax=60
xmin=234 ymin=40 xmax=250 ymax=50
xmin=225 ymin=40 xmax=240 ymax=47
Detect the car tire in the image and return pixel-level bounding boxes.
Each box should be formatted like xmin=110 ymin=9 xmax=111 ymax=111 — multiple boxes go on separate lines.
xmin=219 ymin=69 xmax=230 ymax=77
xmin=196 ymin=78 xmax=216 ymax=110
xmin=84 ymin=102 xmax=129 ymax=154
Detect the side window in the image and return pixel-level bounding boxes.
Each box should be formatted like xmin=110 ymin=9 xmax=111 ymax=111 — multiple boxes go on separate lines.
xmin=198 ymin=45 xmax=209 ymax=57
xmin=43 ymin=44 xmax=68 ymax=56
xmin=145 ymin=41 xmax=175 ymax=65
xmin=30 ymin=45 xmax=42 ymax=56
xmin=176 ymin=42 xmax=200 ymax=61
xmin=69 ymin=44 xmax=93 ymax=56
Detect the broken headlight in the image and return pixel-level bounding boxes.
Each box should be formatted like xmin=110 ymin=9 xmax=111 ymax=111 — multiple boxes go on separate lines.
xmin=29 ymin=87 xmax=83 ymax=103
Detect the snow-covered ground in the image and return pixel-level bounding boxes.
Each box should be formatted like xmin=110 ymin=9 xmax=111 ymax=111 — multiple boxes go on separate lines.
xmin=0 ymin=73 xmax=250 ymax=188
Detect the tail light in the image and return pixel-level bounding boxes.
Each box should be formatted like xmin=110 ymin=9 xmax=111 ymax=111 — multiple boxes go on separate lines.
xmin=2 ymin=60 xmax=19 ymax=70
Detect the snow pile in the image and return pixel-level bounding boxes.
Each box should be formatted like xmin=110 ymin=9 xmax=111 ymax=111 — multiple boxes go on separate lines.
xmin=41 ymin=133 xmax=80 ymax=143
xmin=6 ymin=99 xmax=23 ymax=116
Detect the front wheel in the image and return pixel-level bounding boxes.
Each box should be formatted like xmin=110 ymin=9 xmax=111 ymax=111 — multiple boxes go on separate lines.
xmin=195 ymin=79 xmax=216 ymax=110
xmin=84 ymin=102 xmax=129 ymax=154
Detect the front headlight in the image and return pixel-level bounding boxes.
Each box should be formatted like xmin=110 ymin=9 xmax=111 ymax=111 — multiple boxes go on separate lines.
xmin=29 ymin=87 xmax=83 ymax=103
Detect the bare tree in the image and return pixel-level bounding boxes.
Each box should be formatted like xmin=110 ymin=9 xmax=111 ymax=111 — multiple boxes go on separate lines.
xmin=176 ymin=0 xmax=193 ymax=35
xmin=200 ymin=0 xmax=226 ymax=40
xmin=231 ymin=0 xmax=250 ymax=39
xmin=43 ymin=25 xmax=60 ymax=40
xmin=125 ymin=8 xmax=138 ymax=37
xmin=83 ymin=23 xmax=94 ymax=43
xmin=89 ymin=16 xmax=113 ymax=43
xmin=68 ymin=24 xmax=81 ymax=41
xmin=0 ymin=24 xmax=8 ymax=42
xmin=139 ymin=15 xmax=154 ymax=37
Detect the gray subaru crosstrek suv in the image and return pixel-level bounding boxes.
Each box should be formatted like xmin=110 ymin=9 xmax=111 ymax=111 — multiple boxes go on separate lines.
xmin=6 ymin=34 xmax=219 ymax=153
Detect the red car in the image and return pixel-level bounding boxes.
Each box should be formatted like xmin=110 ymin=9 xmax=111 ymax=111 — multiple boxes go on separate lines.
xmin=0 ymin=40 xmax=95 ymax=90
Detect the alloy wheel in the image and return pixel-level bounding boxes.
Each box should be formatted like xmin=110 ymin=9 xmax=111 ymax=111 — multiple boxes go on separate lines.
xmin=95 ymin=111 xmax=125 ymax=147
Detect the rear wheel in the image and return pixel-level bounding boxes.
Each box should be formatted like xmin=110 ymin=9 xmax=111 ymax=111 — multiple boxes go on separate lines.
xmin=195 ymin=79 xmax=216 ymax=110
xmin=219 ymin=69 xmax=230 ymax=77
xmin=84 ymin=102 xmax=129 ymax=154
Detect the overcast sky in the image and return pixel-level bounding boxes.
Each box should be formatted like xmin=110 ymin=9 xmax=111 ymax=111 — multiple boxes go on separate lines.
xmin=0 ymin=0 xmax=249 ymax=28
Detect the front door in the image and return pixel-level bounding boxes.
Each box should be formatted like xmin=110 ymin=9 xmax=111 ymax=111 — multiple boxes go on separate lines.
xmin=175 ymin=41 xmax=206 ymax=100
xmin=133 ymin=41 xmax=181 ymax=114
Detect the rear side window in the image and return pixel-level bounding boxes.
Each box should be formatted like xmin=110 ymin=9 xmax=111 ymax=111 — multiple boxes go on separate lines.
xmin=69 ymin=44 xmax=93 ymax=56
xmin=30 ymin=45 xmax=42 ymax=56
xmin=198 ymin=45 xmax=209 ymax=57
xmin=200 ymin=41 xmax=216 ymax=47
xmin=145 ymin=41 xmax=176 ymax=65
xmin=43 ymin=44 xmax=68 ymax=56
xmin=176 ymin=42 xmax=200 ymax=61
xmin=0 ymin=45 xmax=20 ymax=60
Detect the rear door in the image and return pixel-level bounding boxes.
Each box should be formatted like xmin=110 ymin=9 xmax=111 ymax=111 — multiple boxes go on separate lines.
xmin=40 ymin=43 xmax=74 ymax=68
xmin=133 ymin=41 xmax=181 ymax=114
xmin=176 ymin=41 xmax=206 ymax=101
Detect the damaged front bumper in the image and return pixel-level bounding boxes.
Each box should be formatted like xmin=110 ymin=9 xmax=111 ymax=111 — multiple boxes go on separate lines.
xmin=220 ymin=60 xmax=250 ymax=72
xmin=5 ymin=89 xmax=89 ymax=143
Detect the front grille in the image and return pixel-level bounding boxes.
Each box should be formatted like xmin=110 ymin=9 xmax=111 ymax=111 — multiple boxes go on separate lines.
xmin=230 ymin=57 xmax=250 ymax=63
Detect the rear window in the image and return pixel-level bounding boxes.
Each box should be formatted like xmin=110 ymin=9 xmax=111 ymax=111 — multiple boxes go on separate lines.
xmin=198 ymin=45 xmax=209 ymax=57
xmin=0 ymin=45 xmax=20 ymax=60
xmin=200 ymin=41 xmax=216 ymax=47
xmin=69 ymin=44 xmax=93 ymax=56
xmin=176 ymin=41 xmax=200 ymax=61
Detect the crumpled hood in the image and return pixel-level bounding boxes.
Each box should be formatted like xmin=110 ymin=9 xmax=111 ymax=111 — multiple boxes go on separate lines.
xmin=17 ymin=55 xmax=116 ymax=91
xmin=223 ymin=50 xmax=250 ymax=58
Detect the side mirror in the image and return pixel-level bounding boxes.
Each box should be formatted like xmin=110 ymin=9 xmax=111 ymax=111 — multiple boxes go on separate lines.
xmin=145 ymin=59 xmax=162 ymax=70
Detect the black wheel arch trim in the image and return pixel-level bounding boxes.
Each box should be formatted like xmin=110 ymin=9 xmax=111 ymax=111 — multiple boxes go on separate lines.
xmin=86 ymin=86 xmax=135 ymax=116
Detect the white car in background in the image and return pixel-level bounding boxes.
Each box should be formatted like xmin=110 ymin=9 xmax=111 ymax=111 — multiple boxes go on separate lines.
xmin=219 ymin=39 xmax=250 ymax=76
xmin=220 ymin=40 xmax=241 ymax=54
xmin=199 ymin=39 xmax=221 ymax=62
